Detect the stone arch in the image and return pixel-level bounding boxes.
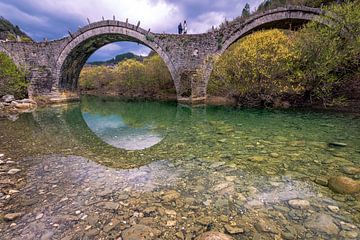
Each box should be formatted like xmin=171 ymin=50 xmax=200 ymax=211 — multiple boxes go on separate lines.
xmin=55 ymin=20 xmax=178 ymax=94
xmin=220 ymin=6 xmax=325 ymax=55
xmin=203 ymin=6 xmax=327 ymax=97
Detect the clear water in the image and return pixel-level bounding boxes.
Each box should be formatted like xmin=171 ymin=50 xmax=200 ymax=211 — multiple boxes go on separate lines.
xmin=0 ymin=96 xmax=359 ymax=239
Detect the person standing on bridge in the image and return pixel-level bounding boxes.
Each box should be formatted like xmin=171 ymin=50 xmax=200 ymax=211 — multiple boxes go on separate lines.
xmin=183 ymin=20 xmax=188 ymax=34
xmin=178 ymin=22 xmax=183 ymax=34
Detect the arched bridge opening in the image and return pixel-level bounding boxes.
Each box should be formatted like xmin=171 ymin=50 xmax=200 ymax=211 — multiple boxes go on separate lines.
xmin=55 ymin=21 xmax=178 ymax=96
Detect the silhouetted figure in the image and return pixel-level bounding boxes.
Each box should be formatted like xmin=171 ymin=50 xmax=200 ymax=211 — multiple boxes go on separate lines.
xmin=183 ymin=20 xmax=188 ymax=34
xmin=178 ymin=22 xmax=183 ymax=34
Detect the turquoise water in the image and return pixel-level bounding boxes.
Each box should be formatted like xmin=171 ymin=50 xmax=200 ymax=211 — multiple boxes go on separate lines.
xmin=1 ymin=96 xmax=359 ymax=239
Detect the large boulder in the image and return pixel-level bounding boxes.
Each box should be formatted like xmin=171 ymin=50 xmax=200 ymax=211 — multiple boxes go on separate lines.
xmin=196 ymin=231 xmax=234 ymax=240
xmin=2 ymin=95 xmax=15 ymax=103
xmin=328 ymin=176 xmax=360 ymax=194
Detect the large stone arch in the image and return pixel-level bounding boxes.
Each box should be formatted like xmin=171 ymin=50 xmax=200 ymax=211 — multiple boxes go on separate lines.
xmin=201 ymin=6 xmax=327 ymax=98
xmin=219 ymin=6 xmax=325 ymax=55
xmin=55 ymin=20 xmax=178 ymax=95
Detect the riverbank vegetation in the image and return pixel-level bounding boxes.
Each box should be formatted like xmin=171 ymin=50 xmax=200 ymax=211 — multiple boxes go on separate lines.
xmin=79 ymin=54 xmax=176 ymax=99
xmin=0 ymin=52 xmax=28 ymax=99
xmin=211 ymin=1 xmax=360 ymax=108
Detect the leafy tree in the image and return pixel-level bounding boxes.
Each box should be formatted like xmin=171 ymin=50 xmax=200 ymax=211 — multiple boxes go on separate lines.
xmin=0 ymin=52 xmax=28 ymax=98
xmin=293 ymin=0 xmax=360 ymax=105
xmin=209 ymin=29 xmax=299 ymax=105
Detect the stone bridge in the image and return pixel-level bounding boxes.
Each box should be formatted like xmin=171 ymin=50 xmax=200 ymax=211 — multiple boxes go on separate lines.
xmin=0 ymin=6 xmax=327 ymax=104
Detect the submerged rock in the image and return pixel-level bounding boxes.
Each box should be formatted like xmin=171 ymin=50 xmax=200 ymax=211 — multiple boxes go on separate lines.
xmin=305 ymin=214 xmax=339 ymax=235
xmin=341 ymin=166 xmax=360 ymax=175
xmin=4 ymin=212 xmax=23 ymax=221
xmin=328 ymin=176 xmax=360 ymax=194
xmin=288 ymin=199 xmax=310 ymax=209
xmin=122 ymin=224 xmax=160 ymax=240
xmin=2 ymin=95 xmax=15 ymax=103
xmin=196 ymin=231 xmax=234 ymax=240
xmin=328 ymin=142 xmax=347 ymax=147
xmin=162 ymin=190 xmax=180 ymax=202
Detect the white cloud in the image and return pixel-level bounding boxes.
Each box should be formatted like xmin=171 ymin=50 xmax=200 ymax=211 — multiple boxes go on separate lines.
xmin=189 ymin=11 xmax=226 ymax=34
xmin=19 ymin=0 xmax=183 ymax=33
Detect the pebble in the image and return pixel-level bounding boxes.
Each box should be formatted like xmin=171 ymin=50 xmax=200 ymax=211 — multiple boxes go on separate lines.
xmin=197 ymin=231 xmax=234 ymax=240
xmin=7 ymin=168 xmax=21 ymax=175
xmin=35 ymin=213 xmax=44 ymax=220
xmin=328 ymin=142 xmax=347 ymax=147
xmin=0 ymin=153 xmax=4 ymax=158
xmin=166 ymin=220 xmax=176 ymax=226
xmin=315 ymin=177 xmax=328 ymax=186
xmin=327 ymin=205 xmax=340 ymax=213
xmin=4 ymin=212 xmax=23 ymax=221
xmin=8 ymin=189 xmax=20 ymax=194
xmin=288 ymin=199 xmax=310 ymax=209
xmin=305 ymin=214 xmax=339 ymax=235
xmin=162 ymin=190 xmax=180 ymax=202
xmin=224 ymin=224 xmax=244 ymax=234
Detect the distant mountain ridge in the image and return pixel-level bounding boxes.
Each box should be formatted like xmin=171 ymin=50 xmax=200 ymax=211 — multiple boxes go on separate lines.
xmin=88 ymin=52 xmax=145 ymax=66
xmin=0 ymin=17 xmax=32 ymax=42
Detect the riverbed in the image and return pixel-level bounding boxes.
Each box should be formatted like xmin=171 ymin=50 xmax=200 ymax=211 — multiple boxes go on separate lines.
xmin=0 ymin=96 xmax=359 ymax=239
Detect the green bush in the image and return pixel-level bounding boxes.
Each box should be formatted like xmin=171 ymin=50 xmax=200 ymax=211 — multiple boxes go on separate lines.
xmin=0 ymin=52 xmax=28 ymax=98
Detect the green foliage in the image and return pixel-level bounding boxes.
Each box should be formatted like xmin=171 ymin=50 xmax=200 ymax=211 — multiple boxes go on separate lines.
xmin=293 ymin=0 xmax=360 ymax=105
xmin=79 ymin=54 xmax=175 ymax=97
xmin=209 ymin=29 xmax=299 ymax=102
xmin=210 ymin=1 xmax=360 ymax=107
xmin=0 ymin=17 xmax=33 ymax=42
xmin=0 ymin=52 xmax=28 ymax=98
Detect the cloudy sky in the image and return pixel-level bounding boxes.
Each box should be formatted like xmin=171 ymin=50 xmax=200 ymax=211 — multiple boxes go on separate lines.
xmin=0 ymin=0 xmax=263 ymax=61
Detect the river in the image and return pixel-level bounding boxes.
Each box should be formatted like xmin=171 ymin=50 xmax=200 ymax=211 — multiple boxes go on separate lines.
xmin=0 ymin=95 xmax=359 ymax=239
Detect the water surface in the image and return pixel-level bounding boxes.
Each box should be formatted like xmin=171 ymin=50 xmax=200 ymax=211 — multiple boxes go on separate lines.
xmin=0 ymin=96 xmax=359 ymax=239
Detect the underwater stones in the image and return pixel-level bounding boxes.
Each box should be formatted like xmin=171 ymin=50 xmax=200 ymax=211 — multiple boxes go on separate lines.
xmin=254 ymin=218 xmax=279 ymax=234
xmin=162 ymin=190 xmax=180 ymax=202
xmin=4 ymin=212 xmax=23 ymax=221
xmin=98 ymin=201 xmax=119 ymax=210
xmin=270 ymin=153 xmax=280 ymax=158
xmin=2 ymin=94 xmax=15 ymax=103
xmin=305 ymin=214 xmax=339 ymax=235
xmin=315 ymin=177 xmax=328 ymax=186
xmin=224 ymin=224 xmax=244 ymax=234
xmin=341 ymin=166 xmax=360 ymax=175
xmin=328 ymin=176 xmax=360 ymax=194
xmin=122 ymin=224 xmax=160 ymax=240
xmin=7 ymin=168 xmax=21 ymax=175
xmin=196 ymin=231 xmax=234 ymax=240
xmin=248 ymin=155 xmax=266 ymax=162
xmin=197 ymin=216 xmax=213 ymax=226
xmin=288 ymin=199 xmax=310 ymax=209
xmin=328 ymin=142 xmax=347 ymax=147
xmin=209 ymin=162 xmax=226 ymax=169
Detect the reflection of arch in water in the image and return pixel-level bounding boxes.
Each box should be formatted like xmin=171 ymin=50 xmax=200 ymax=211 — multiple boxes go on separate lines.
xmin=79 ymin=96 xmax=179 ymax=150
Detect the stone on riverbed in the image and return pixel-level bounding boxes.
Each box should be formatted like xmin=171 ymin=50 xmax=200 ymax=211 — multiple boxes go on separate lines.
xmin=328 ymin=142 xmax=347 ymax=147
xmin=341 ymin=166 xmax=360 ymax=175
xmin=7 ymin=168 xmax=21 ymax=175
xmin=122 ymin=224 xmax=161 ymax=240
xmin=2 ymin=95 xmax=15 ymax=103
xmin=224 ymin=224 xmax=244 ymax=234
xmin=288 ymin=199 xmax=310 ymax=209
xmin=196 ymin=231 xmax=234 ymax=240
xmin=328 ymin=176 xmax=360 ymax=194
xmin=4 ymin=212 xmax=23 ymax=221
xmin=162 ymin=190 xmax=180 ymax=202
xmin=305 ymin=214 xmax=339 ymax=235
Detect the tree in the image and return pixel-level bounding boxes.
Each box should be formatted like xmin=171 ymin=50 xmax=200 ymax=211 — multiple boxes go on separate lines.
xmin=242 ymin=3 xmax=251 ymax=18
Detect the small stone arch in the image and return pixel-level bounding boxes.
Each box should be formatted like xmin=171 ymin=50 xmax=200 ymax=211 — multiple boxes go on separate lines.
xmin=55 ymin=20 xmax=178 ymax=94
